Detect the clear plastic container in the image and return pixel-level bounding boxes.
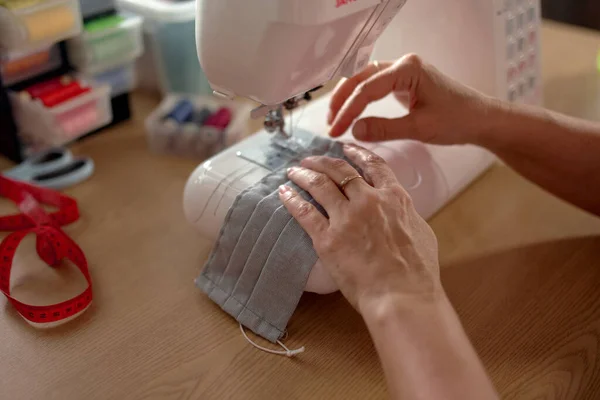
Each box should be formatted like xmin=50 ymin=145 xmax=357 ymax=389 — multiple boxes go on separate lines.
xmin=81 ymin=63 xmax=137 ymax=98
xmin=67 ymin=13 xmax=143 ymax=74
xmin=0 ymin=0 xmax=83 ymax=52
xmin=0 ymin=44 xmax=61 ymax=86
xmin=9 ymin=78 xmax=113 ymax=151
xmin=145 ymin=94 xmax=252 ymax=159
xmin=115 ymin=0 xmax=212 ymax=95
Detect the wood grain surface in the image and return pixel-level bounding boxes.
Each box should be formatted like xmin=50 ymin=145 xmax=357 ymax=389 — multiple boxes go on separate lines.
xmin=1 ymin=21 xmax=600 ymax=400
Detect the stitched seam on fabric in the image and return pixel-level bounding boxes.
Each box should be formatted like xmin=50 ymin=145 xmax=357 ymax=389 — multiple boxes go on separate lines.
xmin=227 ymin=185 xmax=313 ymax=320
xmin=242 ymin=195 xmax=320 ymax=311
xmin=234 ymin=208 xmax=294 ymax=319
xmin=238 ymin=144 xmax=341 ymax=318
xmin=228 ymin=205 xmax=287 ymax=314
xmin=204 ymin=140 xmax=346 ymax=297
xmin=201 ymin=274 xmax=285 ymax=338
xmin=236 ymin=142 xmax=340 ymax=309
xmin=199 ymin=135 xmax=344 ymax=340
xmin=215 ymin=190 xmax=279 ymax=287
xmin=211 ymin=134 xmax=329 ymax=291
xmin=202 ymin=182 xmax=256 ymax=275
xmin=212 ymin=154 xmax=309 ymax=289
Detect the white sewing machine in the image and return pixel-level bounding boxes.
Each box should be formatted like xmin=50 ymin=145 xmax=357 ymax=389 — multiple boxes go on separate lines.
xmin=184 ymin=0 xmax=543 ymax=294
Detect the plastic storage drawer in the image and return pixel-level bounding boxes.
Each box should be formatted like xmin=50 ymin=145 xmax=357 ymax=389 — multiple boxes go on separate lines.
xmin=67 ymin=13 xmax=143 ymax=74
xmin=0 ymin=45 xmax=62 ymax=86
xmin=0 ymin=0 xmax=83 ymax=52
xmin=9 ymin=80 xmax=112 ymax=151
xmin=82 ymin=63 xmax=137 ymax=97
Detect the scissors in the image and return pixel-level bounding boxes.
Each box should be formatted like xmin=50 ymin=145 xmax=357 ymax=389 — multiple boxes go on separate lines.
xmin=2 ymin=147 xmax=94 ymax=190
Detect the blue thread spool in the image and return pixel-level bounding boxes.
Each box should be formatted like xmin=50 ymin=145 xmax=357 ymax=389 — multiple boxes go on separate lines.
xmin=164 ymin=99 xmax=194 ymax=124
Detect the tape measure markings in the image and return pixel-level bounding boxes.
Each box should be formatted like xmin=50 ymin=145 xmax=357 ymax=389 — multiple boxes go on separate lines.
xmin=0 ymin=175 xmax=92 ymax=326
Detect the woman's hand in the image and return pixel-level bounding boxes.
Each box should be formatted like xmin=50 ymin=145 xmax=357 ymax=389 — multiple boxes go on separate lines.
xmin=279 ymin=144 xmax=442 ymax=313
xmin=328 ymin=54 xmax=500 ymax=146
xmin=280 ymin=144 xmax=499 ymax=399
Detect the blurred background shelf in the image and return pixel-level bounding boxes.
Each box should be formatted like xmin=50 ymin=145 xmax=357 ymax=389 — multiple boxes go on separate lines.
xmin=541 ymin=0 xmax=600 ymax=31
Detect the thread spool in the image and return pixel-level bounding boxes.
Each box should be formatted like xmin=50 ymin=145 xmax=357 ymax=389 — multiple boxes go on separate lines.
xmin=204 ymin=107 xmax=232 ymax=130
xmin=39 ymin=82 xmax=89 ymax=107
xmin=21 ymin=4 xmax=76 ymax=43
xmin=164 ymin=99 xmax=195 ymax=124
xmin=192 ymin=107 xmax=212 ymax=126
xmin=1 ymin=0 xmax=46 ymax=10
xmin=1 ymin=48 xmax=50 ymax=77
xmin=25 ymin=76 xmax=71 ymax=98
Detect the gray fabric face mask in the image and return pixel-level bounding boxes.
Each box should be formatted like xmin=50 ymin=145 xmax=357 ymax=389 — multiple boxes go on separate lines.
xmin=196 ymin=132 xmax=357 ymax=344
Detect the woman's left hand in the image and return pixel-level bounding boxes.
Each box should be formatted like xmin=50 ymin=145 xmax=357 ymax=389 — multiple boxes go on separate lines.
xmin=279 ymin=144 xmax=442 ymax=314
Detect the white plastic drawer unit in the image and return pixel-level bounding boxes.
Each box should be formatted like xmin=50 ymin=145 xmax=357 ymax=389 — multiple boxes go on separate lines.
xmin=0 ymin=0 xmax=83 ymax=52
xmin=83 ymin=63 xmax=137 ymax=98
xmin=9 ymin=76 xmax=113 ymax=151
xmin=0 ymin=44 xmax=62 ymax=86
xmin=67 ymin=13 xmax=144 ymax=74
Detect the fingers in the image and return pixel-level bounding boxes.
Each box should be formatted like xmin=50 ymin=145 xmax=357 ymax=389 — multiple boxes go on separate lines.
xmin=352 ymin=115 xmax=418 ymax=142
xmin=343 ymin=145 xmax=397 ymax=189
xmin=287 ymin=166 xmax=347 ymax=213
xmin=300 ymin=156 xmax=371 ymax=198
xmin=328 ymin=61 xmax=393 ymax=125
xmin=329 ymin=54 xmax=423 ymax=139
xmin=279 ymin=185 xmax=328 ymax=238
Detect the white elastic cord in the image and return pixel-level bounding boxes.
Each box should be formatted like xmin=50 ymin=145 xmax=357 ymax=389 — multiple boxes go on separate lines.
xmin=239 ymin=323 xmax=305 ymax=358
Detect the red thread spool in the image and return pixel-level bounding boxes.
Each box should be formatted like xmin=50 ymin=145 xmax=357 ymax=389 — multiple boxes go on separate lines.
xmin=204 ymin=107 xmax=232 ymax=130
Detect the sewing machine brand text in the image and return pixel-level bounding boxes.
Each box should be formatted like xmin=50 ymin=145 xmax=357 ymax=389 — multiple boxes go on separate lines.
xmin=336 ymin=0 xmax=357 ymax=8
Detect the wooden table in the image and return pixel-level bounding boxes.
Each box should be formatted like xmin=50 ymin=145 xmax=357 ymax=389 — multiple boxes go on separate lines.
xmin=1 ymin=21 xmax=600 ymax=400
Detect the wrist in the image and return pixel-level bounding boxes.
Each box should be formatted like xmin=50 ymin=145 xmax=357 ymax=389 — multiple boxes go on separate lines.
xmin=471 ymin=96 xmax=555 ymax=152
xmin=358 ymin=289 xmax=449 ymax=329
xmin=468 ymin=96 xmax=513 ymax=149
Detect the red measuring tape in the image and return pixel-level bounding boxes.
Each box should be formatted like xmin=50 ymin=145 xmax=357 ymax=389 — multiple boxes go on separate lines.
xmin=0 ymin=175 xmax=92 ymax=326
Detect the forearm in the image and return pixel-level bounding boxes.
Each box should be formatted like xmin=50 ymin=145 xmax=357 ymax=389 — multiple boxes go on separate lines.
xmin=361 ymin=294 xmax=498 ymax=400
xmin=477 ymin=100 xmax=600 ymax=216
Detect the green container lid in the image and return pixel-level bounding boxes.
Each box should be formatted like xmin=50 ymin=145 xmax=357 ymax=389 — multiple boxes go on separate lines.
xmin=84 ymin=15 xmax=126 ymax=33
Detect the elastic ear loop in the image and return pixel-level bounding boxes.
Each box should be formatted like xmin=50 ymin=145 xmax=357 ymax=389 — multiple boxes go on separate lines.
xmin=240 ymin=324 xmax=305 ymax=357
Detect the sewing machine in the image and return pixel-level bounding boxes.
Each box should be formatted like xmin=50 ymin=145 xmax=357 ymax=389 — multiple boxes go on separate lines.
xmin=184 ymin=0 xmax=542 ymax=294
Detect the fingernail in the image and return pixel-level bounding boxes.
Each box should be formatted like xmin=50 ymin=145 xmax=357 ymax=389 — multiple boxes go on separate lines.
xmin=343 ymin=143 xmax=357 ymax=152
xmin=287 ymin=167 xmax=299 ymax=175
xmin=353 ymin=120 xmax=367 ymax=138
xmin=327 ymin=110 xmax=333 ymax=125
xmin=279 ymin=185 xmax=292 ymax=199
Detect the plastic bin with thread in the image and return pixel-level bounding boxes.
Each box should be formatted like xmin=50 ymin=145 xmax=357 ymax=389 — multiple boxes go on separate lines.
xmin=9 ymin=78 xmax=113 ymax=150
xmin=0 ymin=45 xmax=61 ymax=86
xmin=67 ymin=13 xmax=143 ymax=74
xmin=0 ymin=0 xmax=82 ymax=51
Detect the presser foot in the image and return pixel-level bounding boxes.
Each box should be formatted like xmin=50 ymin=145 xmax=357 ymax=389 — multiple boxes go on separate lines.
xmin=252 ymin=85 xmax=324 ymax=140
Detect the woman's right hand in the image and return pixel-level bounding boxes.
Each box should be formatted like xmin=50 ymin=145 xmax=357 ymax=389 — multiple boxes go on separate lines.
xmin=327 ymin=54 xmax=502 ymax=146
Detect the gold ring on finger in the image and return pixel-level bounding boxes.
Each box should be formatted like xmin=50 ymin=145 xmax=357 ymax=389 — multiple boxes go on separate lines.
xmin=339 ymin=175 xmax=364 ymax=191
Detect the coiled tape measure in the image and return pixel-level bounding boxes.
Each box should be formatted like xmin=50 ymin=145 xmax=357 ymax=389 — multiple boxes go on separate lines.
xmin=0 ymin=175 xmax=92 ymax=328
